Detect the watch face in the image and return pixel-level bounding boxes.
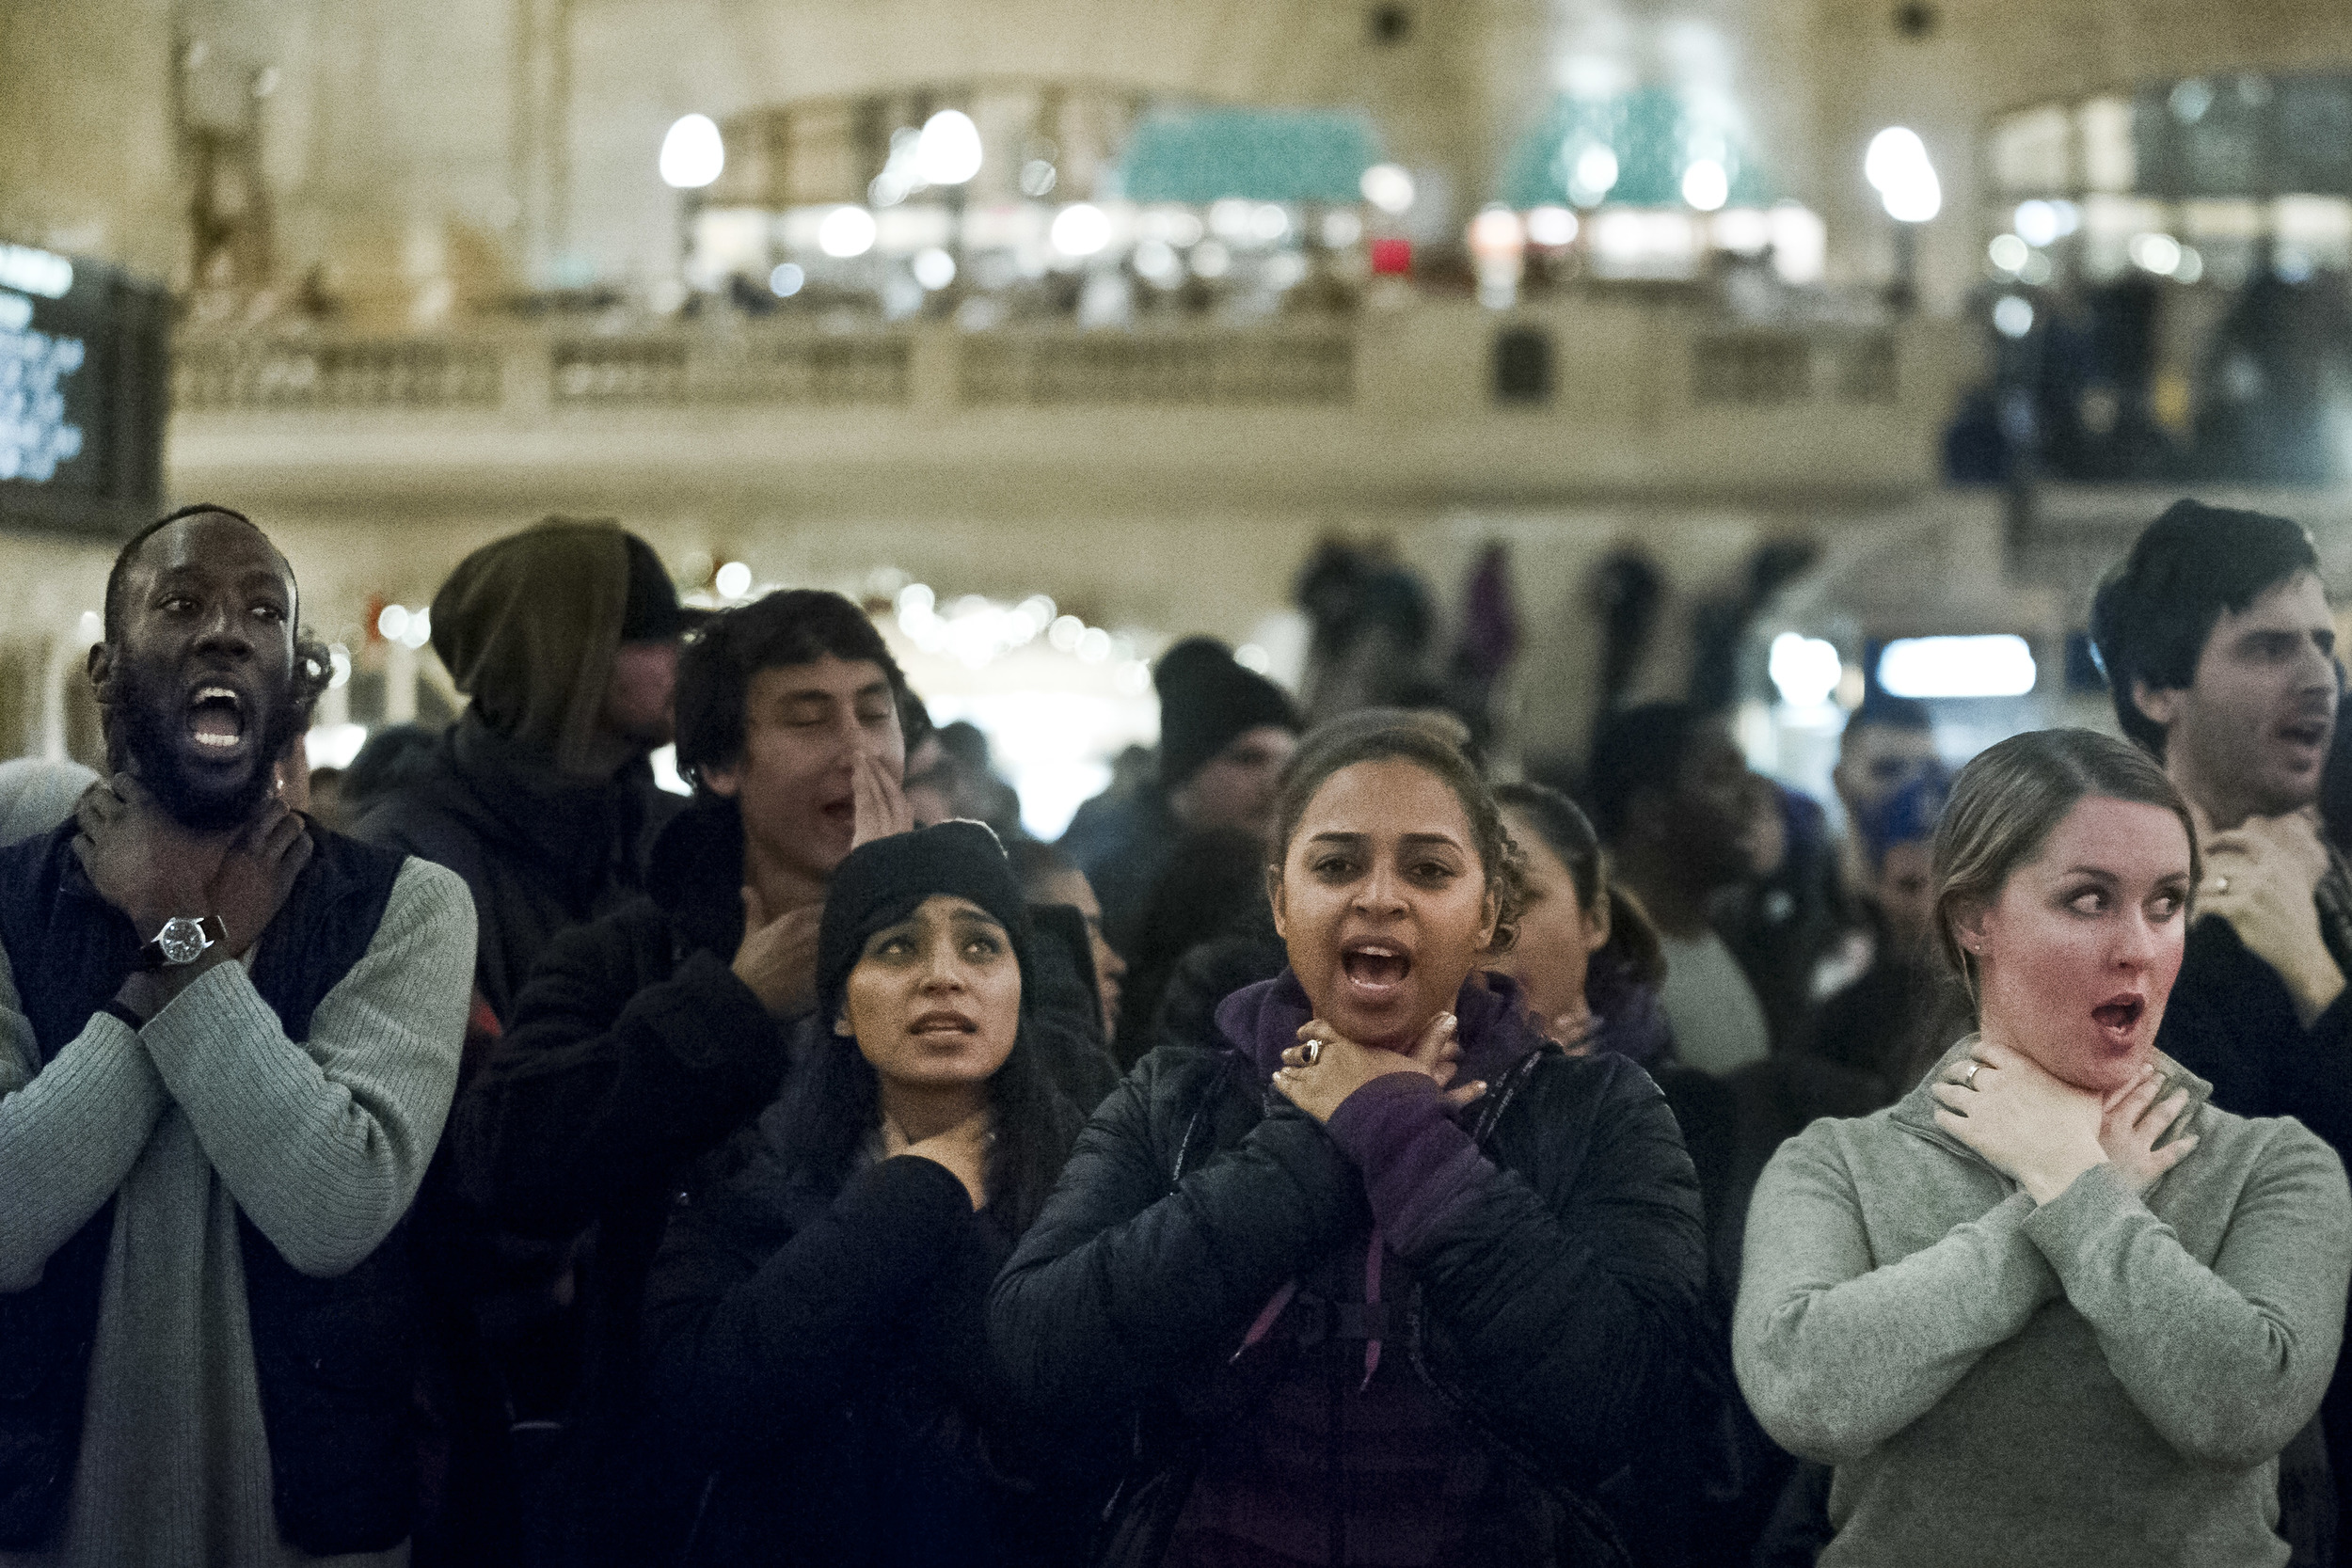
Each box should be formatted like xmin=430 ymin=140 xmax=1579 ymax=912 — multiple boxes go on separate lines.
xmin=156 ymin=917 xmax=210 ymax=965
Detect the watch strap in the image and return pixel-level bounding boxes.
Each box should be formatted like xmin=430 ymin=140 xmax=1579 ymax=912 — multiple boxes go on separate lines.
xmin=101 ymin=999 xmax=147 ymax=1031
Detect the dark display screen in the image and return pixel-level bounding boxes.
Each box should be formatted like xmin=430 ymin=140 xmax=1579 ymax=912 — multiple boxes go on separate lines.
xmin=0 ymin=244 xmax=167 ymax=538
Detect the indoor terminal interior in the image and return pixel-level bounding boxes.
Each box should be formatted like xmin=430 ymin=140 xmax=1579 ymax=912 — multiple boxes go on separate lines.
xmin=8 ymin=2 xmax=2352 ymax=1566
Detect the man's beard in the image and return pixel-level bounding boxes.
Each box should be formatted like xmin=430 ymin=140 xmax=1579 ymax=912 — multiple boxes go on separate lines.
xmin=106 ymin=658 xmax=307 ymax=832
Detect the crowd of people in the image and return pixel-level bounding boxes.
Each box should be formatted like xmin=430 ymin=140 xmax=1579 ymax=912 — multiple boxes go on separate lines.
xmin=2 ymin=493 xmax=2351 ymax=1568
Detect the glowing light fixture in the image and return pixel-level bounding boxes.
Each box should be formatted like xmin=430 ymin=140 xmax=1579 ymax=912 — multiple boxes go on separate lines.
xmin=913 ymin=110 xmax=983 ymax=186
xmin=1769 ymin=633 xmax=1843 ymax=707
xmin=659 ymin=114 xmax=725 ymax=190
xmin=1525 ymin=205 xmax=1578 ymax=246
xmin=1050 ymin=203 xmax=1112 ymax=258
xmin=1877 ymin=635 xmax=2037 ymax=699
xmin=1993 ymin=294 xmax=2035 ymax=339
xmin=912 ymin=247 xmax=958 ymax=290
xmin=1864 ymin=127 xmax=1941 ymax=223
xmin=0 ymin=244 xmax=72 ymax=299
xmin=2129 ymin=232 xmax=2184 ymax=276
xmin=1468 ymin=206 xmax=1524 ymax=255
xmin=2013 ymin=200 xmax=2062 ymax=247
xmin=1359 ymin=164 xmax=1415 ymax=214
xmin=714 ymin=562 xmax=753 ymax=599
xmin=768 ymin=262 xmax=805 ymax=297
xmin=1569 ymin=145 xmax=1619 ymax=206
xmin=817 ymin=206 xmax=878 ymax=259
xmin=1681 ymin=159 xmax=1730 ymax=214
xmin=1987 ymin=233 xmax=2030 ymax=274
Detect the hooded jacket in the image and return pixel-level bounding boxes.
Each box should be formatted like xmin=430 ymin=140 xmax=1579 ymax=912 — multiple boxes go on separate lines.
xmin=989 ymin=969 xmax=1708 ymax=1567
xmin=1735 ymin=1038 xmax=2352 ymax=1568
xmin=350 ymin=520 xmax=675 ymax=1024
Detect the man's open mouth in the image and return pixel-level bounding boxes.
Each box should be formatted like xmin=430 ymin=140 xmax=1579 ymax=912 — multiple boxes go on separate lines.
xmin=187 ymin=685 xmax=246 ymax=752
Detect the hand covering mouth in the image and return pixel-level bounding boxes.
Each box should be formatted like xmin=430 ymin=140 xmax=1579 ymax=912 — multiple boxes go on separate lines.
xmin=186 ymin=684 xmax=246 ymax=751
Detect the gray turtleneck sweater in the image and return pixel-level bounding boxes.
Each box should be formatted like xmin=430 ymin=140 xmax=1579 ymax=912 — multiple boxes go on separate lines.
xmin=1735 ymin=1038 xmax=2352 ymax=1568
xmin=0 ymin=857 xmax=472 ymax=1568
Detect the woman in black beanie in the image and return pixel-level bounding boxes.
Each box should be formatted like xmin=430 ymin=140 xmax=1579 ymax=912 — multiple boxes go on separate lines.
xmin=643 ymin=821 xmax=1089 ymax=1567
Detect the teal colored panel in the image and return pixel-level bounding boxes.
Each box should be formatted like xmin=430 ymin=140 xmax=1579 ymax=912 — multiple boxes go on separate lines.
xmin=1498 ymin=88 xmax=1774 ymax=209
xmin=1120 ymin=107 xmax=1387 ymax=204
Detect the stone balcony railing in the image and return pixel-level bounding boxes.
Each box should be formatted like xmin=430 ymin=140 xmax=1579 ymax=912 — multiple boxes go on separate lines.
xmin=166 ymin=302 xmax=1976 ymax=517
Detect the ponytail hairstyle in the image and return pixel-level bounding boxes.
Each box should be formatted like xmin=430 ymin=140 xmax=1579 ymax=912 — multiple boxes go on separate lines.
xmin=1493 ymin=781 xmax=1666 ymax=989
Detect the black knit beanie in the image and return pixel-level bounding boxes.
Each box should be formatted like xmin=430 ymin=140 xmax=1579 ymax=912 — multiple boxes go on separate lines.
xmin=817 ymin=820 xmax=1031 ymax=1030
xmin=1154 ymin=638 xmax=1301 ymax=790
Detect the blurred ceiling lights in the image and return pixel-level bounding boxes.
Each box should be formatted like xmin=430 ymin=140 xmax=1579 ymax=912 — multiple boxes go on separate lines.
xmin=1050 ymin=203 xmax=1113 ymax=258
xmin=1865 ymin=127 xmax=1941 ymax=223
xmin=660 ymin=114 xmax=725 ymax=190
xmin=913 ymin=110 xmax=984 ymax=186
xmin=1680 ymin=158 xmax=1730 ymax=214
xmin=817 ymin=205 xmax=879 ymax=259
xmin=1877 ymin=636 xmax=2037 ymax=699
xmin=1768 ymin=633 xmax=1842 ymax=707
xmin=1359 ymin=164 xmax=1415 ymax=214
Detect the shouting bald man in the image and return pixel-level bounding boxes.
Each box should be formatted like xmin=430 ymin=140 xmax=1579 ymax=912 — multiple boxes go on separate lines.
xmin=0 ymin=504 xmax=474 ymax=1567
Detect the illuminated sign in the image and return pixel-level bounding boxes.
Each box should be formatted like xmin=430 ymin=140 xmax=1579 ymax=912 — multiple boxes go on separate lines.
xmin=0 ymin=243 xmax=166 ymax=537
xmin=0 ymin=245 xmax=72 ymax=300
xmin=0 ymin=293 xmax=87 ymax=482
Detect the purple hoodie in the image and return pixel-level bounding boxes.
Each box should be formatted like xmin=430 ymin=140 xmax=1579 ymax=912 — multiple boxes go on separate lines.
xmin=1214 ymin=968 xmax=1549 ymax=1266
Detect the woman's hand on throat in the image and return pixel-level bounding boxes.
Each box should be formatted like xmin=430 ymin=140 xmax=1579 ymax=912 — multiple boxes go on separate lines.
xmin=1929 ymin=1036 xmax=2109 ymax=1204
xmin=1273 ymin=1010 xmax=1486 ymax=1125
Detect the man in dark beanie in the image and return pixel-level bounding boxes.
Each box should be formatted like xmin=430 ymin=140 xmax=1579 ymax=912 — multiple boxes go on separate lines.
xmin=1070 ymin=636 xmax=1300 ymax=964
xmin=2090 ymin=497 xmax=2352 ymax=1548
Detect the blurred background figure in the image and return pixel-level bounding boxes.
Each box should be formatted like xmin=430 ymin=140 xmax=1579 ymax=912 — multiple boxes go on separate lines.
xmin=1064 ymin=636 xmax=1300 ymax=962
xmin=0 ymin=756 xmax=97 ymax=845
xmin=351 ymin=519 xmax=693 ymax=1026
xmin=1490 ymin=780 xmax=1674 ymax=1068
xmin=1801 ymin=768 xmax=1963 ymax=1101
xmin=1006 ymin=836 xmax=1126 ymax=1046
xmin=928 ymin=719 xmax=1025 ymax=835
xmin=1587 ymin=702 xmax=1772 ymax=1076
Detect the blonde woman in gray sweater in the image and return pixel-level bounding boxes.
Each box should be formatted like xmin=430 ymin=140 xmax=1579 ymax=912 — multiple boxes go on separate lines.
xmin=1736 ymin=727 xmax=2352 ymax=1568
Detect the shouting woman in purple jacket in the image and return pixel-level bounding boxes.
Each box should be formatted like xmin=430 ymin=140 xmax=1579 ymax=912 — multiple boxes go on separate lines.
xmin=990 ymin=713 xmax=1709 ymax=1567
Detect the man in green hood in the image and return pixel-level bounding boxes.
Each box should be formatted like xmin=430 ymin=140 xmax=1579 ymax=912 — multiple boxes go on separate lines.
xmin=351 ymin=517 xmax=693 ymax=1024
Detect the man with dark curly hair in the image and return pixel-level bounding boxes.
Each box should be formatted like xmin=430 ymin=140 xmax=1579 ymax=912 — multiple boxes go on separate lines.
xmin=2091 ymin=496 xmax=2352 ymax=1559
xmin=0 ymin=504 xmax=475 ymax=1567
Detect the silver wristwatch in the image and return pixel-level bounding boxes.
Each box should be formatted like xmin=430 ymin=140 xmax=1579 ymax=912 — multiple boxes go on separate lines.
xmin=141 ymin=915 xmax=227 ymax=970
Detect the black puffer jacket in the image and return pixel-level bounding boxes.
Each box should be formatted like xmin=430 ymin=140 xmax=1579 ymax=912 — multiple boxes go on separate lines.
xmin=645 ymin=1109 xmax=1085 ymax=1568
xmin=989 ymin=972 xmax=1709 ymax=1567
